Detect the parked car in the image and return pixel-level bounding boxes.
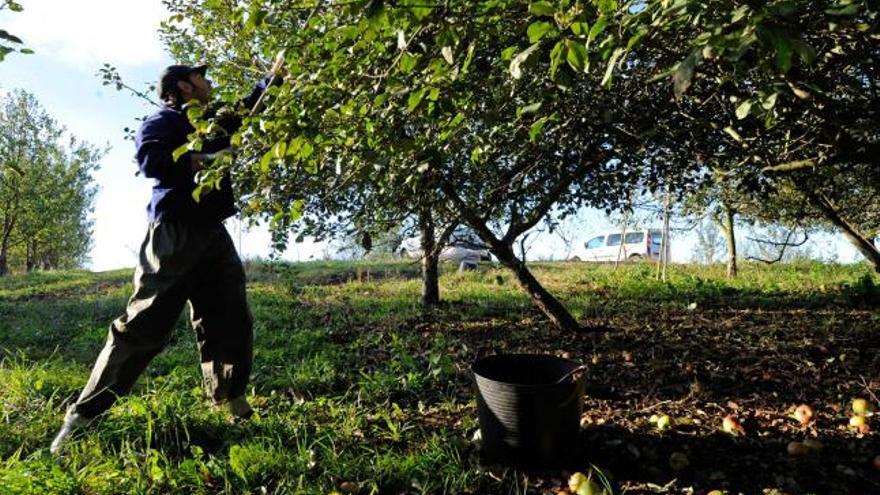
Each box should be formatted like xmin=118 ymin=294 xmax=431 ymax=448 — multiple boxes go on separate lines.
xmin=571 ymin=229 xmax=666 ymax=262
xmin=399 ymin=229 xmax=491 ymax=264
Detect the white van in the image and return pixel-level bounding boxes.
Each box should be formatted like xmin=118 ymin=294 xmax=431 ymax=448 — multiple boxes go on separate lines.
xmin=572 ymin=229 xmax=665 ymax=262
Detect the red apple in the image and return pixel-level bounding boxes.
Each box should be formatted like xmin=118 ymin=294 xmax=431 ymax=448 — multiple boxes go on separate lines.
xmin=722 ymin=415 xmax=744 ymax=435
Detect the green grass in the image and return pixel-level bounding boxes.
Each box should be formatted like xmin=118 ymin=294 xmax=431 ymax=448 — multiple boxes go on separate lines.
xmin=0 ymin=259 xmax=878 ymax=494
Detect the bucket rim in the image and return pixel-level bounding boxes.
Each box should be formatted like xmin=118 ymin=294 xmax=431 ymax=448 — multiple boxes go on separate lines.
xmin=471 ymin=353 xmax=586 ymax=388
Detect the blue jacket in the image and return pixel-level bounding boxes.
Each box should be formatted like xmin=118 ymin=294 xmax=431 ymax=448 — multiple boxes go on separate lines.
xmin=134 ymin=77 xmax=272 ymax=224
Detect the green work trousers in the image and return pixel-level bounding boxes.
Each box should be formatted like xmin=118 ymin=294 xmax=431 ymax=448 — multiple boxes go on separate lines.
xmin=72 ymin=221 xmax=254 ymax=418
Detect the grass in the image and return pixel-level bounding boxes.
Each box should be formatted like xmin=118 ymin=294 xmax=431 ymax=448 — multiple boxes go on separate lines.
xmin=0 ymin=259 xmax=878 ymax=494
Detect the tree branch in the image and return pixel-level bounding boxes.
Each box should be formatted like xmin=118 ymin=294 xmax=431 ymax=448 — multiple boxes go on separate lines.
xmin=504 ymin=153 xmax=599 ymax=243
xmin=745 ymin=229 xmax=808 ymax=264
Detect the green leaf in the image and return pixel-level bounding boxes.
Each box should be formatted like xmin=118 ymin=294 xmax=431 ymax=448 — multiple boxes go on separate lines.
xmin=826 ymin=4 xmax=861 ymax=16
xmin=672 ymin=51 xmax=700 ymax=99
xmin=549 ymin=40 xmax=565 ymax=79
xmin=600 ymin=47 xmax=624 ymax=87
xmin=566 ymin=40 xmax=588 ymax=73
xmin=527 ymin=21 xmax=555 ymax=43
xmin=398 ymin=0 xmax=433 ymax=19
xmin=286 ymin=137 xmax=315 ymax=160
xmin=735 ymin=100 xmax=753 ymax=119
xmin=509 ymin=42 xmax=540 ymax=79
xmin=19 ymin=48 xmax=33 ymax=54
xmin=0 ymin=30 xmax=23 ymax=44
xmin=290 ymin=199 xmax=304 ymax=221
xmin=588 ymin=16 xmax=607 ymax=44
xmin=259 ymin=149 xmax=274 ymax=172
xmin=529 ymin=1 xmax=555 ymax=16
xmin=172 ymin=143 xmax=190 ymax=162
xmin=407 ymin=87 xmax=427 ymax=112
xmin=772 ymin=34 xmax=794 ymax=73
xmin=460 ymin=42 xmax=476 ymax=73
xmin=594 ymin=0 xmax=618 ymax=14
xmin=792 ymin=40 xmax=816 ymax=66
xmin=571 ymin=20 xmax=590 ymax=37
xmin=529 ymin=116 xmax=549 ymax=142
xmin=761 ymin=92 xmax=778 ymax=110
xmin=519 ymin=102 xmax=543 ymax=116
xmin=731 ymin=5 xmax=750 ymax=22
xmin=626 ymin=29 xmax=648 ymax=50
xmin=399 ymin=52 xmax=419 ymax=73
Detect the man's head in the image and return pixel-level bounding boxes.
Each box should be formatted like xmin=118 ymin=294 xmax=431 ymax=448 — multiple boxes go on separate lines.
xmin=158 ymin=64 xmax=212 ymax=107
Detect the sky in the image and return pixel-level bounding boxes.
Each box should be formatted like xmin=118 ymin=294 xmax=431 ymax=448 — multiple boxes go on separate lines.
xmin=0 ymin=1 xmax=862 ymax=271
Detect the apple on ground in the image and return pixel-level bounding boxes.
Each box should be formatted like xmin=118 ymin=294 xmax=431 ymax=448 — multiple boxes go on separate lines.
xmin=852 ymin=398 xmax=874 ymax=415
xmin=656 ymin=415 xmax=672 ymax=431
xmin=793 ymin=404 xmax=814 ymax=425
xmin=722 ymin=415 xmax=745 ymax=435
xmin=849 ymin=415 xmax=870 ymax=433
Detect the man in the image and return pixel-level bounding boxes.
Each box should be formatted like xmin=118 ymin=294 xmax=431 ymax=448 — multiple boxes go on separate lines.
xmin=50 ymin=60 xmax=283 ymax=455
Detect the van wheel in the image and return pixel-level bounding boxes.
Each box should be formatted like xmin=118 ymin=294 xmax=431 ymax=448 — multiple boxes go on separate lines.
xmin=569 ymin=256 xmax=582 ymax=262
xmin=628 ymin=254 xmax=643 ymax=262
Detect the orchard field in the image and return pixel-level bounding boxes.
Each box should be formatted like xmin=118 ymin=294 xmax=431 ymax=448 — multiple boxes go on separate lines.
xmin=0 ymin=260 xmax=878 ymax=494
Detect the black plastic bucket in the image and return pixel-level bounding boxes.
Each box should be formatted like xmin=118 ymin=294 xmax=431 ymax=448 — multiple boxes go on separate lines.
xmin=472 ymin=353 xmax=587 ymax=467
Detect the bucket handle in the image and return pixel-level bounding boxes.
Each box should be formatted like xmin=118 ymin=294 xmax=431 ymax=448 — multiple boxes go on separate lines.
xmin=555 ymin=364 xmax=588 ymax=385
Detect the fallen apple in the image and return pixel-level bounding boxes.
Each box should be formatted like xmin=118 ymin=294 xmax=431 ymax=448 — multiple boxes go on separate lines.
xmin=787 ymin=441 xmax=810 ymax=457
xmin=706 ymin=491 xmax=725 ymax=495
xmin=669 ymin=452 xmax=689 ymax=471
xmin=568 ymin=472 xmax=604 ymax=495
xmin=568 ymin=472 xmax=588 ymax=493
xmin=649 ymin=414 xmax=659 ymax=424
xmin=722 ymin=415 xmax=744 ymax=435
xmin=793 ymin=404 xmax=814 ymax=425
xmin=656 ymin=415 xmax=672 ymax=431
xmin=849 ymin=415 xmax=870 ymax=433
xmin=852 ymin=398 xmax=874 ymax=415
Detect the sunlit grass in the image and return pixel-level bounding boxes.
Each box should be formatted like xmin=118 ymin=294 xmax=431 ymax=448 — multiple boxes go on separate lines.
xmin=0 ymin=259 xmax=876 ymax=494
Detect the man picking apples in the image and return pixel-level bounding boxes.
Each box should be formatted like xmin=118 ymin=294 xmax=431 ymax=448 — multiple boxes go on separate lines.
xmin=50 ymin=55 xmax=285 ymax=455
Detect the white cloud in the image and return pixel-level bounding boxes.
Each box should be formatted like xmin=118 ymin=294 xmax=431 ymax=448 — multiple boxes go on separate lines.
xmin=7 ymin=0 xmax=168 ymax=68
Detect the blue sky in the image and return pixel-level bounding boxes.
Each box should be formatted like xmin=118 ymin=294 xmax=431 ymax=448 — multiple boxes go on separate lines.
xmin=0 ymin=1 xmax=860 ymax=270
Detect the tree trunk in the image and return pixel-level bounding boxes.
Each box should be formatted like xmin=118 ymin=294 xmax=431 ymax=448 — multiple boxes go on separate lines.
xmin=418 ymin=209 xmax=440 ymax=306
xmin=491 ymin=242 xmax=582 ymax=333
xmin=720 ymin=206 xmax=738 ymax=278
xmin=0 ymin=251 xmax=7 ymax=276
xmin=808 ymin=192 xmax=880 ymax=273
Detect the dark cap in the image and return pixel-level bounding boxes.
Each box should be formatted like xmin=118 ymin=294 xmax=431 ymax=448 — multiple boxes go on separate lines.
xmin=158 ymin=64 xmax=207 ymax=100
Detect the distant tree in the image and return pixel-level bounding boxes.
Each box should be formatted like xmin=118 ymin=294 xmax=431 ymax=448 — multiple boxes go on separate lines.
xmin=692 ymin=219 xmax=725 ymax=266
xmin=0 ymin=91 xmax=101 ymax=274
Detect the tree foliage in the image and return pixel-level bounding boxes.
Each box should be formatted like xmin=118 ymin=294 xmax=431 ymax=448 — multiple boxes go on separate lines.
xmin=159 ymin=0 xmax=879 ymax=331
xmin=0 ymin=1 xmax=32 ymax=62
xmin=0 ymin=90 xmax=101 ymax=274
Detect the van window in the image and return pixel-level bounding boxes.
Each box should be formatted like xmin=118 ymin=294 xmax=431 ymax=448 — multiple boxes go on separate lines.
xmin=650 ymin=230 xmax=663 ymax=245
xmin=585 ymin=236 xmax=605 ymax=249
xmin=606 ymin=234 xmax=622 ymax=246
xmin=625 ymin=232 xmax=644 ymax=244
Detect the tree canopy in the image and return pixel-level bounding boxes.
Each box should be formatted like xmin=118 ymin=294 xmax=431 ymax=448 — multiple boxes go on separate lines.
xmin=159 ymin=0 xmax=879 ymax=330
xmin=0 ymin=90 xmax=101 ymax=274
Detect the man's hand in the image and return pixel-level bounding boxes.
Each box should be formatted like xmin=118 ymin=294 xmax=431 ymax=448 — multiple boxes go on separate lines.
xmin=270 ymin=50 xmax=286 ymax=77
xmin=189 ymin=148 xmax=232 ymax=173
